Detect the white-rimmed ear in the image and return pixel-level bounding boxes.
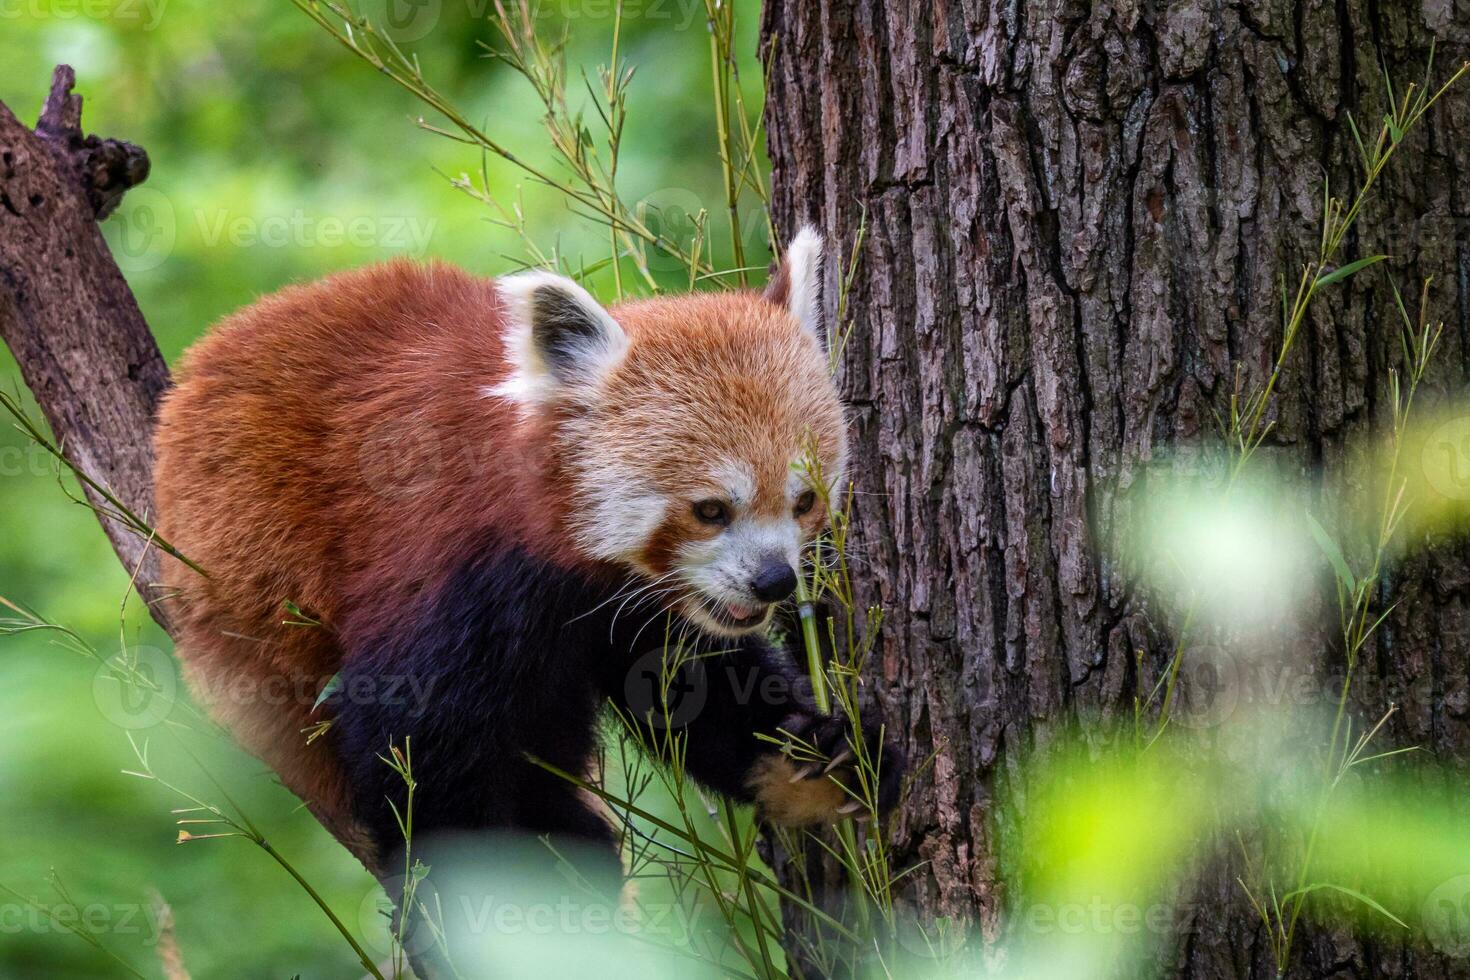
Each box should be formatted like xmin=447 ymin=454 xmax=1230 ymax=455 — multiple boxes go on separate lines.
xmin=764 ymin=225 xmax=824 ymax=339
xmin=489 ymin=270 xmax=628 ymax=407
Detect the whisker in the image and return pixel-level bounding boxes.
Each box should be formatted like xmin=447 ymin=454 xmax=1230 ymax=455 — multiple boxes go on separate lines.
xmin=629 ymin=585 xmax=699 ymax=653
xmin=569 ymin=569 xmax=681 ymax=626
xmin=607 ymin=577 xmax=687 ymax=642
xmin=609 ymin=585 xmax=683 ymax=634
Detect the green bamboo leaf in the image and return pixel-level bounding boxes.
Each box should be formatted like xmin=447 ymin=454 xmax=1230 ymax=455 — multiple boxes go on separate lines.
xmin=312 ymin=671 xmax=343 ymax=712
xmin=1306 ymin=511 xmax=1356 ymax=593
xmin=1283 ymin=882 xmax=1408 ymax=929
xmin=282 ymin=599 xmax=322 ymax=628
xmin=1345 ymin=111 xmax=1371 ymax=170
xmin=1386 ymin=114 xmax=1404 ymax=144
xmin=1349 ymin=745 xmax=1420 ymax=768
xmin=1316 ymin=255 xmax=1387 ymax=289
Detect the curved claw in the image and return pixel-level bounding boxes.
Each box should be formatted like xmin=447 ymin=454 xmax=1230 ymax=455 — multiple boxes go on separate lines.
xmin=821 ymin=747 xmax=854 ymax=774
xmin=787 ymin=763 xmax=820 ymax=784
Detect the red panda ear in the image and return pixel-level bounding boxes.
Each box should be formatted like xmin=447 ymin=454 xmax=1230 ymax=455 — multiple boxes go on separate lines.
xmin=491 ymin=271 xmax=628 ymax=408
xmin=764 ymin=225 xmax=824 ymax=341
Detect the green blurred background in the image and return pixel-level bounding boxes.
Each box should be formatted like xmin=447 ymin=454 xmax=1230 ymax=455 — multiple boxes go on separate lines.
xmin=0 ymin=1 xmax=765 ymax=975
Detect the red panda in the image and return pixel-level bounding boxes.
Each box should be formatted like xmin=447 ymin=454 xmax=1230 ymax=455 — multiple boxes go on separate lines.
xmin=152 ymin=227 xmax=902 ymax=920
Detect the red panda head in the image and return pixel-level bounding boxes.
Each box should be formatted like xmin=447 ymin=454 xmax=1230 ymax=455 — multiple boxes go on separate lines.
xmin=490 ymin=228 xmax=846 ymax=637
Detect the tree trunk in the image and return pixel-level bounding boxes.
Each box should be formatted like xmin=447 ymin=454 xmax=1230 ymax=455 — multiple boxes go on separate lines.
xmin=762 ymin=1 xmax=1470 ymax=977
xmin=0 ymin=66 xmax=170 ymax=626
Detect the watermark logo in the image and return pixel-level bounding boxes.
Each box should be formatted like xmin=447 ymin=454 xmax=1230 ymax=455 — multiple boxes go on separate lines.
xmin=1168 ymin=645 xmax=1240 ymax=730
xmin=360 ymin=876 xmax=701 ymax=957
xmin=357 ymin=416 xmax=446 ymax=499
xmin=194 ymin=209 xmax=436 ymax=254
xmin=622 ymin=648 xmax=707 ymax=729
xmin=341 ymin=0 xmax=709 ymax=42
xmin=637 ymin=187 xmax=707 ymax=274
xmin=631 ymin=185 xmax=769 ymax=277
xmin=0 ymin=898 xmax=164 ymax=942
xmin=548 ymin=0 xmax=703 ymax=30
xmin=0 ymin=440 xmax=54 ymax=479
xmin=361 ymin=873 xmax=443 ymax=958
xmin=106 ymin=187 xmax=176 ymax=274
xmin=0 ymin=0 xmax=168 ymax=30
xmin=892 ymin=899 xmax=969 ymax=961
xmin=1424 ymin=875 xmax=1470 ymax=957
xmin=1145 ymin=652 xmax=1439 ymax=734
xmin=92 ymin=645 xmax=177 ymax=730
xmin=1021 ymin=897 xmax=1192 ymax=937
xmin=104 ymin=191 xmax=439 ymax=274
xmin=1422 ymin=416 xmax=1470 ymax=501
xmin=359 ymin=0 xmax=443 ymax=42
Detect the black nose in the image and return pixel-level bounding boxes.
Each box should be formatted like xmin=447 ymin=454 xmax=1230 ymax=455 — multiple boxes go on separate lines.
xmin=751 ymin=559 xmax=798 ymax=602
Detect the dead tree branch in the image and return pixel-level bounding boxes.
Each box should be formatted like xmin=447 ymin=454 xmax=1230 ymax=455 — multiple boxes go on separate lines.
xmin=0 ymin=65 xmax=170 ymax=629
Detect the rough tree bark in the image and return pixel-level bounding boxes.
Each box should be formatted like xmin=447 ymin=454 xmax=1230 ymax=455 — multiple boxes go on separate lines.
xmin=0 ymin=66 xmax=169 ymax=626
xmin=762 ymin=1 xmax=1470 ymax=977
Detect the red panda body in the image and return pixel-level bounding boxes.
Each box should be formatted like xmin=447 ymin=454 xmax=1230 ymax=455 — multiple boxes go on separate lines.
xmin=154 ymin=260 xmax=582 ymax=856
xmin=153 ymin=235 xmax=902 ymax=952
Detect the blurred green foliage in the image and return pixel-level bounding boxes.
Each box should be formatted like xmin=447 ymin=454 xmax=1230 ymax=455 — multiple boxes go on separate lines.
xmin=0 ymin=1 xmax=763 ymax=975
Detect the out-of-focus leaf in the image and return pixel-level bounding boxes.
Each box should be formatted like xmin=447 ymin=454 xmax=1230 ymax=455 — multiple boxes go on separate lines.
xmin=1305 ymin=511 xmax=1356 ymax=593
xmin=1281 ymin=883 xmax=1407 ymax=929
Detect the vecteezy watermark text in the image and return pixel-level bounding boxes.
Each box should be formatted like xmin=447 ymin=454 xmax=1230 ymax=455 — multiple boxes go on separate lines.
xmin=0 ymin=0 xmax=167 ymax=30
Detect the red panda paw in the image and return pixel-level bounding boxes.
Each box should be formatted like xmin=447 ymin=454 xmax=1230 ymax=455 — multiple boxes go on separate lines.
xmin=746 ymin=712 xmax=905 ymax=827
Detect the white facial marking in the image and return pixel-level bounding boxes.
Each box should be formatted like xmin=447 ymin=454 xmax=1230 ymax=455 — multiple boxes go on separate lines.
xmin=570 ymin=448 xmax=669 ymax=563
xmin=711 ymin=459 xmax=756 ymax=509
xmin=579 ymin=486 xmax=669 ymax=562
xmin=601 ymin=458 xmax=796 ymax=635
xmin=680 ymin=515 xmax=802 ymax=628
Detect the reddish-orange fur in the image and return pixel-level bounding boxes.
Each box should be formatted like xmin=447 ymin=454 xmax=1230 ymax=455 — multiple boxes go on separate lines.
xmin=153 ymin=259 xmax=844 ymax=860
xmin=156 ymin=261 xmax=582 ymax=856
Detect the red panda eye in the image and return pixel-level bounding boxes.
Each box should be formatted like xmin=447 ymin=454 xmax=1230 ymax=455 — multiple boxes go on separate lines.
xmin=794 ymin=490 xmax=817 ymax=517
xmin=693 ymin=499 xmax=731 ymax=526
